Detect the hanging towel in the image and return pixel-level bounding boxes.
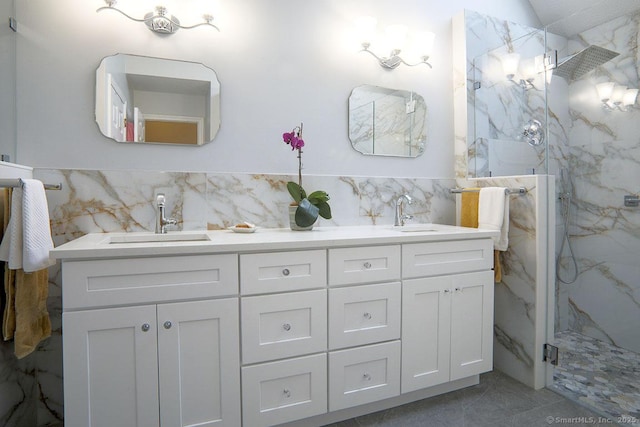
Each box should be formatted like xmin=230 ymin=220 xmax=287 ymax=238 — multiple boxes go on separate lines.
xmin=460 ymin=189 xmax=480 ymax=228
xmin=478 ymin=187 xmax=510 ymax=251
xmin=0 ymin=179 xmax=55 ymax=272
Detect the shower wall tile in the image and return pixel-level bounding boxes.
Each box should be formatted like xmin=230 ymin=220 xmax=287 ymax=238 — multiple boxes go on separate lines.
xmin=32 ymin=167 xmax=457 ymax=426
xmin=558 ymin=11 xmax=640 ymax=354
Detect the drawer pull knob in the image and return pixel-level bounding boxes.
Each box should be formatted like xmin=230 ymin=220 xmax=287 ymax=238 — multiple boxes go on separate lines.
xmin=141 ymin=323 xmax=150 ymax=332
xmin=163 ymin=321 xmax=172 ymax=329
xmin=363 ymin=262 xmax=372 ymax=269
xmin=283 ymin=323 xmax=292 ymax=331
xmin=282 ymin=268 xmax=290 ymax=276
xmin=363 ymin=373 xmax=371 ymax=381
xmin=283 ymin=389 xmax=291 ymax=398
xmin=444 ymin=289 xmax=451 ymax=293
xmin=363 ymin=312 xmax=372 ymax=320
xmin=455 ymin=287 xmax=462 ymax=292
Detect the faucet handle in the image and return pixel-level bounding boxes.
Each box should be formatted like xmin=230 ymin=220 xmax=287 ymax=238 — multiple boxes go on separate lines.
xmin=156 ymin=193 xmax=166 ymax=206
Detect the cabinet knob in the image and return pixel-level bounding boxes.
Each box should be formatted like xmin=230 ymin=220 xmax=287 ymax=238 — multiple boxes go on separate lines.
xmin=163 ymin=321 xmax=172 ymax=329
xmin=363 ymin=373 xmax=371 ymax=381
xmin=363 ymin=312 xmax=372 ymax=320
xmin=363 ymin=261 xmax=372 ymax=269
xmin=444 ymin=289 xmax=451 ymax=293
xmin=283 ymin=323 xmax=291 ymax=331
xmin=282 ymin=268 xmax=290 ymax=276
xmin=455 ymin=287 xmax=462 ymax=292
xmin=141 ymin=323 xmax=150 ymax=332
xmin=283 ymin=389 xmax=291 ymax=398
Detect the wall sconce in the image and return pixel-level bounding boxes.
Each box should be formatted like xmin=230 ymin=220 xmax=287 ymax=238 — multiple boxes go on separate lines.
xmin=97 ymin=0 xmax=219 ymax=35
xmin=596 ymin=82 xmax=638 ymax=111
xmin=355 ymin=16 xmax=434 ymax=70
xmin=502 ymin=53 xmax=521 ymax=80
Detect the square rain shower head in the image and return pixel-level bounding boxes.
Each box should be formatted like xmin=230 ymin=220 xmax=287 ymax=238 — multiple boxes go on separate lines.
xmin=554 ymin=45 xmax=619 ymax=82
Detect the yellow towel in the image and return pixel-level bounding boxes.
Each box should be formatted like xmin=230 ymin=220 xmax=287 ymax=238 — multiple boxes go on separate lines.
xmin=1 ymin=187 xmax=51 ymax=358
xmin=459 ymin=188 xmax=502 ymax=283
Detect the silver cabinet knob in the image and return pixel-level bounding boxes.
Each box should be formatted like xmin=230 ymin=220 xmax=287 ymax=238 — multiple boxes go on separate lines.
xmin=141 ymin=323 xmax=150 ymax=332
xmin=455 ymin=287 xmax=462 ymax=292
xmin=363 ymin=312 xmax=372 ymax=320
xmin=444 ymin=289 xmax=451 ymax=293
xmin=363 ymin=373 xmax=371 ymax=381
xmin=283 ymin=389 xmax=291 ymax=398
xmin=283 ymin=323 xmax=291 ymax=331
xmin=282 ymin=268 xmax=290 ymax=276
xmin=363 ymin=262 xmax=372 ymax=269
xmin=163 ymin=321 xmax=172 ymax=329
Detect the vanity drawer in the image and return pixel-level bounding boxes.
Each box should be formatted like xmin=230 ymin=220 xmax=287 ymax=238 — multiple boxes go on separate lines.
xmin=241 ymin=289 xmax=327 ymax=364
xmin=328 ymin=245 xmax=401 ymax=286
xmin=242 ymin=353 xmax=327 ymax=427
xmin=62 ymin=254 xmax=238 ymax=310
xmin=240 ymin=250 xmax=326 ymax=295
xmin=328 ymin=282 xmax=401 ymax=350
xmin=328 ymin=341 xmax=400 ymax=411
xmin=402 ymin=239 xmax=493 ymax=278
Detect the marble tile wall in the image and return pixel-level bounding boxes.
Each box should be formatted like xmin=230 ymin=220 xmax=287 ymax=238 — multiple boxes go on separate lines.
xmin=28 ymin=168 xmax=457 ymax=426
xmin=553 ymin=12 xmax=640 ymax=354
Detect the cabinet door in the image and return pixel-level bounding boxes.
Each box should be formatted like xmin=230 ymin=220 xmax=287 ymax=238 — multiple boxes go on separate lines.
xmin=158 ymin=298 xmax=240 ymax=427
xmin=401 ymin=276 xmax=451 ymax=393
xmin=63 ymin=305 xmax=159 ymax=427
xmin=450 ymin=271 xmax=494 ymax=381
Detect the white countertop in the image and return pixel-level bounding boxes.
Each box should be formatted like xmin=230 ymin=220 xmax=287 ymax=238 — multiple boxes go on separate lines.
xmin=50 ymin=224 xmax=499 ymax=260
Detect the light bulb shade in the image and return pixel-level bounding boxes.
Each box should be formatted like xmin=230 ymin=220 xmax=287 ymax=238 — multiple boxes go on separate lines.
xmin=596 ymin=82 xmax=615 ymax=102
xmin=355 ymin=16 xmax=377 ymax=46
xmin=502 ymin=53 xmax=520 ymax=80
xmin=623 ymin=88 xmax=638 ymax=106
xmin=414 ymin=31 xmax=435 ymax=58
xmin=611 ymin=85 xmax=627 ymax=104
xmin=385 ymin=24 xmax=408 ymax=51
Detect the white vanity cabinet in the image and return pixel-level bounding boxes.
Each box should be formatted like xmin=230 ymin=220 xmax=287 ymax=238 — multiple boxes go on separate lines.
xmin=53 ymin=225 xmax=498 ymax=427
xmin=401 ymin=241 xmax=494 ymax=394
xmin=61 ymin=255 xmax=241 ymax=427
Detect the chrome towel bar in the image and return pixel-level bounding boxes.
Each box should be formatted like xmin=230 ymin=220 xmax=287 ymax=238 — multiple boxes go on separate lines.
xmin=0 ymin=178 xmax=62 ymax=191
xmin=450 ymin=187 xmax=527 ymax=195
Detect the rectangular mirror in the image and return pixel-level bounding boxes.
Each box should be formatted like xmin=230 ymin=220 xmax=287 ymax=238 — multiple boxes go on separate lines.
xmin=95 ymin=54 xmax=220 ymax=146
xmin=348 ymin=85 xmax=426 ymax=157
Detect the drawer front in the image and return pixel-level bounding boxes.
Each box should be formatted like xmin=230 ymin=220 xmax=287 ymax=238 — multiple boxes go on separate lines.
xmin=241 ymin=290 xmax=327 ymax=364
xmin=328 ymin=282 xmax=401 ymax=350
xmin=402 ymin=239 xmax=493 ymax=279
xmin=328 ymin=341 xmax=400 ymax=411
xmin=240 ymin=250 xmax=326 ymax=295
xmin=328 ymin=245 xmax=401 ymax=286
xmin=242 ymin=353 xmax=327 ymax=427
xmin=62 ymin=254 xmax=238 ymax=310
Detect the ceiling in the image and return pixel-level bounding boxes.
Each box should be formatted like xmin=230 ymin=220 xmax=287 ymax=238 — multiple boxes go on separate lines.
xmin=528 ymin=0 xmax=640 ymax=36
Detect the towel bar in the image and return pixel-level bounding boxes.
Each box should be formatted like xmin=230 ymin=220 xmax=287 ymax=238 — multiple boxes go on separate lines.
xmin=0 ymin=178 xmax=62 ymax=191
xmin=450 ymin=187 xmax=527 ymax=195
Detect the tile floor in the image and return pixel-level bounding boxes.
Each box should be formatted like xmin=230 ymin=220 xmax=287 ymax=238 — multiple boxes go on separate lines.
xmin=332 ymin=370 xmax=612 ymax=426
xmin=552 ymin=330 xmax=640 ymax=427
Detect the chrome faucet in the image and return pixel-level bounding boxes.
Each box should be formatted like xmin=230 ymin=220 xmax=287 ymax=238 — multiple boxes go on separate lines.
xmin=155 ymin=193 xmax=177 ymax=234
xmin=394 ymin=194 xmax=413 ymax=226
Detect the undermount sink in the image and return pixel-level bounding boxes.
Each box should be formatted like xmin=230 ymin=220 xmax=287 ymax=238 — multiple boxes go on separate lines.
xmin=391 ymin=224 xmax=438 ymax=232
xmin=105 ymin=232 xmax=212 ymax=244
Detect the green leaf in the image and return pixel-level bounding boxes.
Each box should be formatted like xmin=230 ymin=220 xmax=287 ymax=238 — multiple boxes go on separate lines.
xmin=295 ymin=198 xmax=319 ymax=227
xmin=316 ymin=200 xmax=332 ymax=220
xmin=287 ymin=181 xmax=306 ymax=203
xmin=308 ymin=190 xmax=330 ymax=204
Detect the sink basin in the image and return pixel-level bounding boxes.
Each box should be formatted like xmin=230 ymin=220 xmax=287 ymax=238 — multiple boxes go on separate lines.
xmin=106 ymin=233 xmax=212 ymax=244
xmin=391 ymin=224 xmax=438 ymax=232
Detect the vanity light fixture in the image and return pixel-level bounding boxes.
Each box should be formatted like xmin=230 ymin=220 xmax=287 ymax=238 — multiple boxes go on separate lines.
xmin=97 ymin=0 xmax=219 ymax=35
xmin=355 ymin=16 xmax=435 ymax=70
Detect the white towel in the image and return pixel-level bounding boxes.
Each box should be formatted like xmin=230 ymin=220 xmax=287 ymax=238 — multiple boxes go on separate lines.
xmin=478 ymin=187 xmax=510 ymax=251
xmin=0 ymin=179 xmax=55 ymax=272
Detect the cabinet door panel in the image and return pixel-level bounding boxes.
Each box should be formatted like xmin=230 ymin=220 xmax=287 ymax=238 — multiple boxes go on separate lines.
xmin=450 ymin=271 xmax=494 ymax=380
xmin=401 ymin=276 xmax=451 ymax=393
xmin=158 ymin=298 xmax=240 ymax=427
xmin=63 ymin=306 xmax=159 ymax=427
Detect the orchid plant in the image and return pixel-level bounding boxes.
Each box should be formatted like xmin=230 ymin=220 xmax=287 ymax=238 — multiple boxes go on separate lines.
xmin=282 ymin=123 xmax=332 ymax=227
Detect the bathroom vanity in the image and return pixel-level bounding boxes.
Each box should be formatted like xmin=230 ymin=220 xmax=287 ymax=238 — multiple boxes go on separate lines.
xmin=51 ymin=224 xmax=498 ymax=427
